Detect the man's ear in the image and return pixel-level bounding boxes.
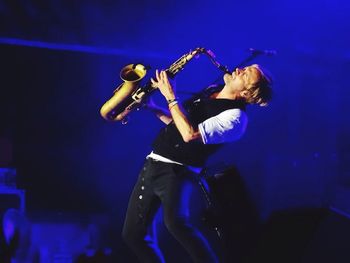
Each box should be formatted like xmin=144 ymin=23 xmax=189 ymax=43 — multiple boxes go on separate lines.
xmin=240 ymin=90 xmax=249 ymax=98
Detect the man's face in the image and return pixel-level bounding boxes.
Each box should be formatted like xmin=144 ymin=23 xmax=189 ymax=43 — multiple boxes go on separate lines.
xmin=224 ymin=65 xmax=261 ymax=93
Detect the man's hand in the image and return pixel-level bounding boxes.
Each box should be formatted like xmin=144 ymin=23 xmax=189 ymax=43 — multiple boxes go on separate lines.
xmin=151 ymin=70 xmax=201 ymax=143
xmin=151 ymin=70 xmax=176 ymax=101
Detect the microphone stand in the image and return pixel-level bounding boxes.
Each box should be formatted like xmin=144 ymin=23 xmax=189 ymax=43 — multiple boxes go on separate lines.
xmin=234 ymin=51 xmax=262 ymax=69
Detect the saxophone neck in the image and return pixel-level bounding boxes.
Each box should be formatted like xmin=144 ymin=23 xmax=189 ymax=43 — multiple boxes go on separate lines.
xmin=167 ymin=47 xmax=229 ymax=77
xmin=167 ymin=47 xmax=205 ymax=77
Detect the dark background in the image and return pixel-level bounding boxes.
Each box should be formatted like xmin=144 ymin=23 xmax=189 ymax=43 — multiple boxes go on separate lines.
xmin=0 ymin=0 xmax=349 ymax=261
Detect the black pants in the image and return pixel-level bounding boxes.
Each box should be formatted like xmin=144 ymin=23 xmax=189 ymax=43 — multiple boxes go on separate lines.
xmin=122 ymin=158 xmax=218 ymax=263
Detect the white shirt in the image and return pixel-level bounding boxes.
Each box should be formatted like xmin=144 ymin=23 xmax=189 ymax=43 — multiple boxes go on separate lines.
xmin=198 ymin=108 xmax=248 ymax=144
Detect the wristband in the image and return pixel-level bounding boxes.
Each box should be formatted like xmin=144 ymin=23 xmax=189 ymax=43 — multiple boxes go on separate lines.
xmin=168 ymin=100 xmax=178 ymax=109
xmin=167 ymin=97 xmax=178 ymax=104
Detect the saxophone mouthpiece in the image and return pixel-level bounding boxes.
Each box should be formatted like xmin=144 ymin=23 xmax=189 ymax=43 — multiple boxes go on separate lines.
xmin=220 ymin=65 xmax=230 ymax=74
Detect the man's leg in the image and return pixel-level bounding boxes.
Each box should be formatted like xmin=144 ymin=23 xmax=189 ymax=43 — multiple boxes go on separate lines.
xmin=122 ymin=160 xmax=165 ymax=263
xmin=156 ymin=164 xmax=218 ymax=263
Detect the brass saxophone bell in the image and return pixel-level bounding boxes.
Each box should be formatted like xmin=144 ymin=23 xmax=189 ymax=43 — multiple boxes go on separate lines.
xmin=100 ymin=64 xmax=147 ymax=122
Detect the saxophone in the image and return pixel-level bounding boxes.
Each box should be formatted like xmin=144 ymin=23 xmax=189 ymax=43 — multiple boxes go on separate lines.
xmin=99 ymin=47 xmax=229 ymax=122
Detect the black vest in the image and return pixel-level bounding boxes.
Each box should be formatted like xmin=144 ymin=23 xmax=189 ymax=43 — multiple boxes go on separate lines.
xmin=152 ymin=98 xmax=246 ymax=167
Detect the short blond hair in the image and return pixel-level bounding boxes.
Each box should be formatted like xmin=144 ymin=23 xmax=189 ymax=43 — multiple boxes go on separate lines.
xmin=245 ymin=64 xmax=273 ymax=106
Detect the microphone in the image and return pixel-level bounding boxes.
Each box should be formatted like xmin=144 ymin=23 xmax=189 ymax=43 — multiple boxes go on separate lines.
xmin=248 ymin=48 xmax=277 ymax=56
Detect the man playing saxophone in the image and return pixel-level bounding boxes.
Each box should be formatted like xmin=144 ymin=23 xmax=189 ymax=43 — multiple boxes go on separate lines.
xmin=122 ymin=64 xmax=273 ymax=262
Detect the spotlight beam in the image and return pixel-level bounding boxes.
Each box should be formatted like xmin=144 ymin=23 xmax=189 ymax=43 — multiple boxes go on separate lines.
xmin=0 ymin=37 xmax=172 ymax=59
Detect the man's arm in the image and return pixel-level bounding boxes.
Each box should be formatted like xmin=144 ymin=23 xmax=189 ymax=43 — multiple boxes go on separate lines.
xmin=168 ymin=103 xmax=202 ymax=142
xmin=151 ymin=70 xmax=247 ymax=144
xmin=151 ymin=70 xmax=202 ymax=143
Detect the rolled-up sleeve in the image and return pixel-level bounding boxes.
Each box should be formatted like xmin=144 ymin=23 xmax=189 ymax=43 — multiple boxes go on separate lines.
xmin=198 ymin=109 xmax=248 ymax=144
